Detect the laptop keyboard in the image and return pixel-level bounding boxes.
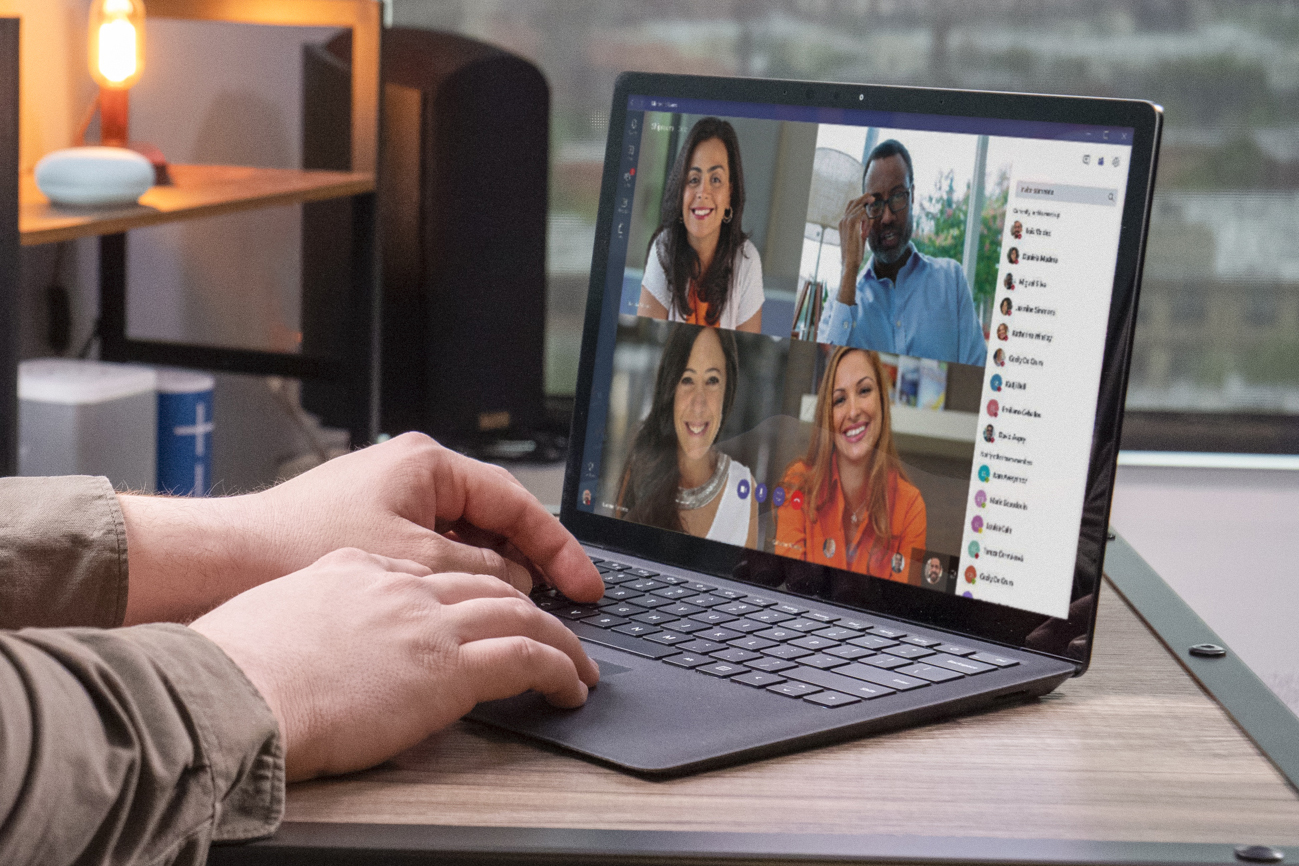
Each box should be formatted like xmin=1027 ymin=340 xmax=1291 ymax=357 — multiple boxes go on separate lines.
xmin=532 ymin=556 xmax=1020 ymax=709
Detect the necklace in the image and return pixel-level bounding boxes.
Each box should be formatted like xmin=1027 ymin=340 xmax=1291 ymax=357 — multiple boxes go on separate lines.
xmin=676 ymin=452 xmax=730 ymax=510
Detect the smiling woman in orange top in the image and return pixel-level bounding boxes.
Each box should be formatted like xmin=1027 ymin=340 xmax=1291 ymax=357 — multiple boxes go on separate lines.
xmin=638 ymin=117 xmax=765 ymax=333
xmin=774 ymin=347 xmax=926 ymax=581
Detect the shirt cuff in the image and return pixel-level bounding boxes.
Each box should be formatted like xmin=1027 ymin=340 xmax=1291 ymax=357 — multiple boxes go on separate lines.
xmin=818 ymin=300 xmax=856 ymax=344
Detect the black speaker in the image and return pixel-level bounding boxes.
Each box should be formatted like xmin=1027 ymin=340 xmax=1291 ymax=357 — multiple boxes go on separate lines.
xmin=302 ymin=28 xmax=548 ymax=442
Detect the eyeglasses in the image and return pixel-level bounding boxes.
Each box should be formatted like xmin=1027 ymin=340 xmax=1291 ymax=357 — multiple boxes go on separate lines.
xmin=864 ymin=188 xmax=911 ymax=220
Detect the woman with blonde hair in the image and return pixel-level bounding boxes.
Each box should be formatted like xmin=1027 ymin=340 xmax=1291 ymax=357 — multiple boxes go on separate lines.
xmin=774 ymin=347 xmax=925 ymax=580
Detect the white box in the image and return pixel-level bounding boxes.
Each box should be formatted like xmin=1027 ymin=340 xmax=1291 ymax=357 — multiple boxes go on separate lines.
xmin=18 ymin=359 xmax=158 ymax=492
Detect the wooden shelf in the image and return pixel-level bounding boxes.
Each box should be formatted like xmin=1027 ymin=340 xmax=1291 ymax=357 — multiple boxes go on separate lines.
xmin=20 ymin=163 xmax=374 ymax=246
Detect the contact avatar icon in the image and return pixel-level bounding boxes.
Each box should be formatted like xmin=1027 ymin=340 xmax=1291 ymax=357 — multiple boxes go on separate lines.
xmin=990 ymin=374 xmax=1002 ymax=391
xmin=987 ymin=399 xmax=999 ymax=417
xmin=974 ymin=489 xmax=987 ymax=507
xmin=978 ymin=465 xmax=990 ymax=482
xmin=971 ymin=515 xmax=984 ymax=533
xmin=964 ymin=566 xmax=977 ymax=584
xmin=968 ymin=540 xmax=980 ymax=558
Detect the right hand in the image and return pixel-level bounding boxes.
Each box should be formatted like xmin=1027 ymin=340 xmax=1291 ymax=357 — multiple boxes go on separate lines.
xmin=190 ymin=548 xmax=599 ymax=782
xmin=837 ymin=193 xmax=872 ymax=304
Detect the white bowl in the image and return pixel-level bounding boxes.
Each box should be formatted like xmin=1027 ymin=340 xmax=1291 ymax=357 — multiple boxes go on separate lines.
xmin=34 ymin=146 xmax=154 ymax=207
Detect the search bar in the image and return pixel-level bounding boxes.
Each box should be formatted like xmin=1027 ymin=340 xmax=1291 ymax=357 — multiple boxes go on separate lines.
xmin=1016 ymin=181 xmax=1117 ymax=206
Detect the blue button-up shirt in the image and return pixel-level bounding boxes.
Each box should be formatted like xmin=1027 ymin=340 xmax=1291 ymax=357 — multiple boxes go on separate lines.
xmin=817 ymin=244 xmax=987 ymax=366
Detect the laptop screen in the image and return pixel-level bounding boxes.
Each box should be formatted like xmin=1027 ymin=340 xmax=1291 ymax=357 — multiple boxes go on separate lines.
xmin=566 ymin=75 xmax=1159 ymax=657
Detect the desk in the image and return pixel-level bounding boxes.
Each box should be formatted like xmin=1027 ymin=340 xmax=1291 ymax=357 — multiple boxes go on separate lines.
xmin=211 ymin=469 xmax=1299 ymax=866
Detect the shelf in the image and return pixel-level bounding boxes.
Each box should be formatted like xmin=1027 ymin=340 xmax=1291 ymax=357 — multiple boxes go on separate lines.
xmin=20 ymin=163 xmax=374 ymax=246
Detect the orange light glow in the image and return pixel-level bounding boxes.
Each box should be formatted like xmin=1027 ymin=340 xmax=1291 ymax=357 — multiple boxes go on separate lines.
xmin=89 ymin=0 xmax=145 ymax=90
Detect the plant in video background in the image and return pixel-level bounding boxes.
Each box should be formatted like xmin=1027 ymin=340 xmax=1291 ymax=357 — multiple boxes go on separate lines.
xmin=912 ymin=168 xmax=1008 ymax=322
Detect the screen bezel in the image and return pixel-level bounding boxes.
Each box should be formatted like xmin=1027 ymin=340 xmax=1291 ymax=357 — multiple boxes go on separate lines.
xmin=561 ymin=72 xmax=1163 ymax=675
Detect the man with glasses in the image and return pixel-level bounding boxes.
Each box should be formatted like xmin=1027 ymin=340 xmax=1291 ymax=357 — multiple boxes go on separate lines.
xmin=817 ymin=140 xmax=987 ymax=366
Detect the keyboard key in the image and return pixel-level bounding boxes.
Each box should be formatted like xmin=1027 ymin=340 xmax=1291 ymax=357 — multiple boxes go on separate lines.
xmin=556 ymin=605 xmax=599 ymax=620
xmin=860 ymin=654 xmax=911 ymax=670
xmin=659 ymin=602 xmax=705 ymax=617
xmin=600 ymin=571 xmax=636 ymax=585
xmin=837 ymin=619 xmax=876 ymax=631
xmin=732 ymin=671 xmax=787 ymax=687
xmin=971 ymin=652 xmax=1019 ymax=668
xmin=652 ymin=586 xmax=694 ymax=600
xmin=697 ymin=662 xmax=746 ymax=677
xmin=929 ymin=654 xmax=997 ymax=675
xmin=745 ymin=657 xmax=797 ymax=673
xmin=761 ymin=644 xmax=813 ymax=660
xmin=599 ymin=602 xmax=646 ymax=618
xmin=756 ymin=627 xmax=801 ymax=642
xmin=613 ymin=623 xmax=659 ymax=637
xmin=824 ymin=645 xmax=875 ymax=661
xmin=716 ymin=602 xmax=760 ymax=616
xmin=713 ymin=588 xmax=747 ymax=600
xmin=632 ymin=611 xmax=679 ymax=626
xmin=664 ymin=653 xmax=711 ymax=669
xmin=601 ymin=561 xmax=631 ymax=571
xmin=783 ymin=666 xmax=896 ymax=699
xmin=699 ymin=627 xmax=742 ymax=642
xmin=747 ymin=610 xmax=793 ymax=624
xmin=602 ymin=587 xmax=645 ymax=602
xmin=682 ymin=581 xmax=716 ymax=593
xmin=790 ymin=635 xmax=840 ymax=651
xmin=729 ymin=635 xmax=778 ymax=651
xmin=742 ymin=596 xmax=779 ymax=608
xmin=679 ymin=639 xmax=724 ymax=654
xmin=726 ymin=619 xmax=770 ymax=634
xmin=882 ymin=644 xmax=935 ymax=660
xmin=533 ymin=595 xmax=565 ymax=611
xmin=936 ymin=644 xmax=977 ymax=657
xmin=627 ymin=579 xmax=664 ymax=592
xmin=897 ymin=663 xmax=964 ymax=683
xmin=580 ymin=613 xmax=628 ymax=629
xmin=834 ymin=664 xmax=929 ymax=691
xmin=683 ymin=594 xmax=728 ymax=608
xmin=805 ymin=691 xmax=862 ymax=707
xmin=633 ymin=595 xmax=674 ymax=609
xmin=872 ymin=626 xmax=907 ymax=639
xmin=848 ymin=635 xmax=899 ymax=651
xmin=781 ymin=619 xmax=824 ymax=633
xmin=568 ymin=621 xmax=678 ymax=659
xmin=772 ymin=602 xmax=808 ymax=616
xmin=767 ymin=682 xmax=821 ymax=698
xmin=587 ymin=556 xmax=604 ymax=565
xmin=627 ymin=567 xmax=659 ymax=578
xmin=689 ymin=610 xmax=737 ymax=625
xmin=668 ymin=620 xmax=713 ymax=633
xmin=815 ymin=627 xmax=864 ymax=641
xmin=900 ymin=635 xmax=942 ymax=648
xmin=800 ymin=653 xmax=850 ymax=669
xmin=711 ymin=647 xmax=762 ymax=663
xmin=802 ymin=612 xmax=838 ymax=623
xmin=644 ymin=631 xmax=691 ymax=646
xmin=656 ymin=574 xmax=689 ymax=585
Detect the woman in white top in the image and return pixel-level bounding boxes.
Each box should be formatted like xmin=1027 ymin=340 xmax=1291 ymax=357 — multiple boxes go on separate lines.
xmin=615 ymin=324 xmax=758 ymax=548
xmin=637 ymin=117 xmax=765 ymax=333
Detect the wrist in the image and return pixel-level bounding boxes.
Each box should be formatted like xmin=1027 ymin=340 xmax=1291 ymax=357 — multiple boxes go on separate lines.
xmin=837 ymin=269 xmax=859 ymax=305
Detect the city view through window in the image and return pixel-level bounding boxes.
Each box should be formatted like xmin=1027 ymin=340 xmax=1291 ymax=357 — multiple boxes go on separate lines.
xmin=393 ymin=0 xmax=1299 ymax=433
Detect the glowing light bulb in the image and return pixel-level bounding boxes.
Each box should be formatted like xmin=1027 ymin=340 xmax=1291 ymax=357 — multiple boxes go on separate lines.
xmin=89 ymin=0 xmax=145 ymax=90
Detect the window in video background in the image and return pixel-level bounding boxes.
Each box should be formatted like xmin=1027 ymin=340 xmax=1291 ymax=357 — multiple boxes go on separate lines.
xmin=391 ymin=1 xmax=1299 ymax=434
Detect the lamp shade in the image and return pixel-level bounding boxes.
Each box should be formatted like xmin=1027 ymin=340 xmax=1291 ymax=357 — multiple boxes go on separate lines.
xmin=805 ymin=147 xmax=865 ymax=235
xmin=89 ymin=0 xmax=146 ymax=90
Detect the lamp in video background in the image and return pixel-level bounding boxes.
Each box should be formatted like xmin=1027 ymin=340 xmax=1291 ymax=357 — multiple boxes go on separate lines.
xmin=89 ymin=0 xmax=146 ymax=147
xmin=795 ymin=147 xmax=864 ymax=340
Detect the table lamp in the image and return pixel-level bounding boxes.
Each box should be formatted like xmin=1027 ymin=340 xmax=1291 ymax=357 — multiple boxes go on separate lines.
xmin=88 ymin=0 xmax=145 ymax=148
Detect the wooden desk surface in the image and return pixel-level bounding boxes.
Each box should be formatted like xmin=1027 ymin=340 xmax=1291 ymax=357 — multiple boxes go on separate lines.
xmin=283 ymin=579 xmax=1299 ymax=845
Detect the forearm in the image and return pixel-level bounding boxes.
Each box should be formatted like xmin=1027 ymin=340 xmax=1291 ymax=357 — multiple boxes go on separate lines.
xmin=0 ymin=624 xmax=282 ymax=866
xmin=837 ymin=267 xmax=859 ymax=305
xmin=119 ymin=492 xmax=279 ymax=625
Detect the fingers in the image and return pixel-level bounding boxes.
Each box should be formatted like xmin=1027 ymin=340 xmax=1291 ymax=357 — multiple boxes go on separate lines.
xmin=458 ymin=637 xmax=590 ymax=709
xmin=432 ymin=448 xmax=603 ymax=601
xmin=422 ymin=531 xmax=535 ymax=594
xmin=447 ymin=595 xmax=599 ymax=686
xmin=422 ymin=571 xmax=528 ymax=606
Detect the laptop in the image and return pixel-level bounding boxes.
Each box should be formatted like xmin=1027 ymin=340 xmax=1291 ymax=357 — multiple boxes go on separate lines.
xmin=469 ymin=73 xmax=1162 ymax=776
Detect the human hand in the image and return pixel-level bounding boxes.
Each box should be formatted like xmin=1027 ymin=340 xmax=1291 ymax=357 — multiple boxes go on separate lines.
xmin=250 ymin=433 xmax=602 ymax=601
xmin=837 ymin=193 xmax=871 ymax=304
xmin=190 ymin=547 xmax=600 ymax=782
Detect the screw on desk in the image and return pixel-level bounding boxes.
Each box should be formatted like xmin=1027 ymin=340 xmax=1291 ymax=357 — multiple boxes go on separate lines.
xmin=1189 ymin=643 xmax=1227 ymax=658
xmin=1235 ymin=844 xmax=1284 ymax=863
